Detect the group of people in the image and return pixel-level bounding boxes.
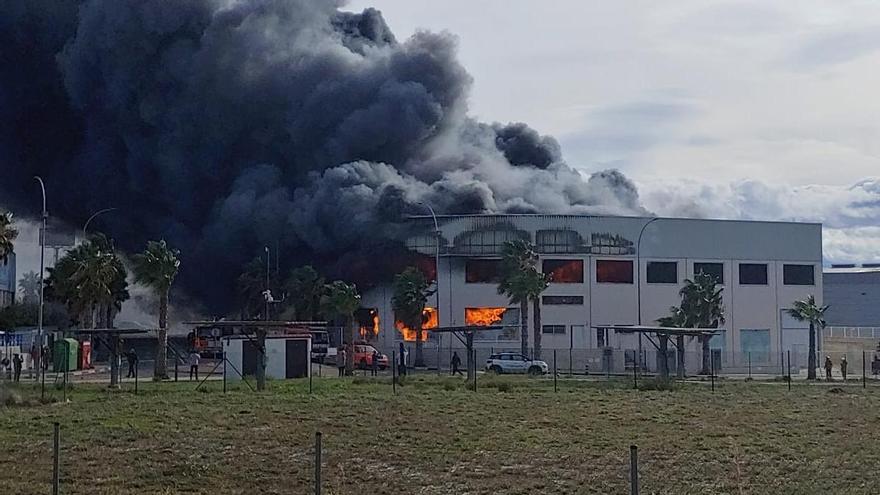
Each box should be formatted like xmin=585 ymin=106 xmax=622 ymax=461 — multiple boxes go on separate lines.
xmin=824 ymin=355 xmax=849 ymax=381
xmin=123 ymin=348 xmax=201 ymax=380
xmin=1 ymin=354 xmax=24 ymax=382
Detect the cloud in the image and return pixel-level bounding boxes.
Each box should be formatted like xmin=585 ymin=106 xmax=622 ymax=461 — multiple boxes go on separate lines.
xmin=788 ymin=28 xmax=880 ymax=69
xmin=641 ymin=177 xmax=880 ymax=263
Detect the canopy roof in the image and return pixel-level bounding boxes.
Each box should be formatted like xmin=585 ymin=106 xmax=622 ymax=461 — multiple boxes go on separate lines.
xmin=592 ymin=325 xmax=721 ymax=337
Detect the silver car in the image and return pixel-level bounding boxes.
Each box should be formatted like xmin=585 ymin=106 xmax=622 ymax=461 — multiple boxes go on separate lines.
xmin=485 ymin=352 xmax=549 ymax=375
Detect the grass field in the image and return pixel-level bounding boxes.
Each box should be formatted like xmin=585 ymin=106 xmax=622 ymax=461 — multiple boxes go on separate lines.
xmin=2 ymin=375 xmax=879 ymax=494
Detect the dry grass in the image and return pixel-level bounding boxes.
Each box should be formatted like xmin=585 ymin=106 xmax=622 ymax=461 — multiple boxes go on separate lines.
xmin=2 ymin=376 xmax=879 ymax=494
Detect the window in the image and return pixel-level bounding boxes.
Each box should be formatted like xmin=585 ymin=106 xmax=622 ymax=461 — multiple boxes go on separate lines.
xmin=646 ymin=262 xmax=677 ymax=284
xmin=542 ymin=325 xmax=566 ymax=335
xmin=739 ymin=263 xmax=768 ymax=285
xmin=596 ymin=260 xmax=633 ymax=283
xmin=694 ymin=262 xmax=724 ymax=284
xmin=542 ymin=259 xmax=584 ymax=283
xmin=740 ymin=329 xmax=770 ymax=362
xmin=783 ymin=264 xmax=814 ymax=285
xmin=542 ymin=295 xmax=584 ymax=305
xmin=465 ymin=259 xmax=501 ymax=283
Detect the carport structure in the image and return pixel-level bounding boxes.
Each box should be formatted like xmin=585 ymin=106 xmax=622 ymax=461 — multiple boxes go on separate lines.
xmin=592 ymin=325 xmax=721 ymax=380
xmin=69 ymin=328 xmax=150 ymax=387
xmin=428 ymin=325 xmax=503 ymax=381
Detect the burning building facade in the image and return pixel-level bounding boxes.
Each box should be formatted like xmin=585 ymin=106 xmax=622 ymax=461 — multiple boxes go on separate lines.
xmin=361 ymin=214 xmax=823 ymax=367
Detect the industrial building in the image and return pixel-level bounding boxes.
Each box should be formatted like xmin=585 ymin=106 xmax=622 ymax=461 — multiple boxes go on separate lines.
xmin=0 ymin=252 xmax=15 ymax=308
xmin=360 ymin=214 xmax=823 ymax=373
xmin=822 ymin=264 xmax=880 ymax=357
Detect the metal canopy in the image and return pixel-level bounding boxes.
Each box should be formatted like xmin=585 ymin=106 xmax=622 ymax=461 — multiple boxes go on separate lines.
xmin=592 ymin=325 xmax=720 ymax=338
xmin=428 ymin=325 xmax=503 ymax=334
xmin=185 ymin=320 xmax=325 ymax=329
xmin=68 ymin=328 xmax=151 ymax=335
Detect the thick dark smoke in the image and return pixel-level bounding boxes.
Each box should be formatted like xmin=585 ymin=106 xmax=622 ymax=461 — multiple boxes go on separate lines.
xmin=0 ymin=0 xmax=647 ymax=311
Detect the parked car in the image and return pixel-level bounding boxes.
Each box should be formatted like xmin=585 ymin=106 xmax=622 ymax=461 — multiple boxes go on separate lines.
xmin=354 ymin=344 xmax=389 ymax=370
xmin=485 ymin=352 xmax=549 ymax=375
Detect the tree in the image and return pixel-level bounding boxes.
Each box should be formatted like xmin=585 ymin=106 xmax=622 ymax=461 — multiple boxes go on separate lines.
xmin=45 ymin=234 xmax=129 ymax=329
xmin=0 ymin=211 xmax=17 ymax=262
xmin=131 ymin=240 xmax=180 ymax=381
xmin=237 ymin=257 xmax=277 ymax=320
xmin=283 ymin=265 xmax=325 ymax=321
xmin=18 ymin=271 xmax=40 ymax=305
xmin=321 ymin=281 xmax=360 ymax=375
xmin=392 ymin=267 xmax=433 ymax=367
xmin=657 ymin=272 xmax=725 ymax=375
xmin=498 ymin=240 xmax=549 ymax=359
xmin=786 ymin=295 xmax=827 ymax=380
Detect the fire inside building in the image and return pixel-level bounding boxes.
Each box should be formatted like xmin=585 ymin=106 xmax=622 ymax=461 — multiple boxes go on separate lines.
xmin=359 ymin=214 xmax=823 ymax=375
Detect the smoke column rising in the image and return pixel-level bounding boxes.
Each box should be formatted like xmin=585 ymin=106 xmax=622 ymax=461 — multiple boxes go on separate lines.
xmin=0 ymin=0 xmax=646 ymax=310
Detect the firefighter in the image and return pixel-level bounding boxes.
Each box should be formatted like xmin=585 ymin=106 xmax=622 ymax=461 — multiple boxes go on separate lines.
xmin=840 ymin=355 xmax=848 ymax=381
xmin=337 ymin=348 xmax=347 ymax=377
xmin=126 ymin=348 xmax=139 ymax=378
xmin=370 ymin=350 xmax=379 ymax=376
xmin=12 ymin=354 xmax=22 ymax=382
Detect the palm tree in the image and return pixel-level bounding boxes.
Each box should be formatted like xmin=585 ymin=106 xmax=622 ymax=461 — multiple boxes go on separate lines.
xmin=283 ymin=265 xmax=325 ymax=321
xmin=499 ymin=240 xmax=538 ymax=357
xmin=658 ymin=272 xmax=725 ymax=375
xmin=498 ymin=240 xmax=550 ymax=359
xmin=392 ymin=267 xmax=433 ymax=367
xmin=18 ymin=271 xmax=40 ymax=305
xmin=0 ymin=211 xmax=18 ymax=262
xmin=131 ymin=240 xmax=180 ymax=381
xmin=321 ymin=281 xmax=361 ymax=375
xmin=530 ymin=270 xmax=551 ymax=360
xmin=786 ymin=295 xmax=828 ymax=380
xmin=45 ymin=234 xmax=129 ymax=329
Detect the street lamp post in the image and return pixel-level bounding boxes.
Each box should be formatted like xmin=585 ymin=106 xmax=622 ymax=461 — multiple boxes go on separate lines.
xmin=264 ymin=246 xmax=271 ymax=321
xmin=82 ymin=207 xmax=117 ymax=238
xmin=34 ymin=177 xmax=48 ymax=376
xmin=636 ymin=217 xmax=660 ymax=370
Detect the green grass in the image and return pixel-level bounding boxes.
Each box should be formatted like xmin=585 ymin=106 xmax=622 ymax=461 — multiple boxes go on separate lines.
xmin=2 ymin=376 xmax=880 ymax=494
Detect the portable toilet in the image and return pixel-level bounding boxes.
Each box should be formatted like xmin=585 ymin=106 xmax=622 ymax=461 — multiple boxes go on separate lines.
xmin=54 ymin=338 xmax=79 ymax=372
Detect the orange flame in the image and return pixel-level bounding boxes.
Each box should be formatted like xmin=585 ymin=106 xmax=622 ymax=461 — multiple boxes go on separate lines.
xmin=465 ymin=307 xmax=507 ymax=326
xmin=359 ymin=310 xmax=380 ymax=339
xmin=395 ymin=307 xmax=437 ymax=342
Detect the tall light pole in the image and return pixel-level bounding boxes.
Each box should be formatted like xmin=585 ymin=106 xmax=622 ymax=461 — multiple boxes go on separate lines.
xmin=34 ymin=177 xmax=48 ymax=374
xmin=418 ymin=202 xmax=441 ymax=329
xmin=82 ymin=207 xmax=117 ymax=238
xmin=636 ymin=217 xmax=660 ymax=369
xmin=264 ymin=246 xmax=271 ymax=321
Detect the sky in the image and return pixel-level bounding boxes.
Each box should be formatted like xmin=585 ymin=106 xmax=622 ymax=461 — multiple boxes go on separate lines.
xmin=8 ymin=0 xmax=880 ymax=286
xmin=346 ymin=0 xmax=880 ymax=263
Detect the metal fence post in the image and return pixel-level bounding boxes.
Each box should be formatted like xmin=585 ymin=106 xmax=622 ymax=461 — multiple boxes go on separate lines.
xmin=223 ymin=350 xmax=228 ymax=394
xmin=629 ymin=445 xmax=639 ymax=495
xmin=473 ymin=348 xmax=477 ymax=392
xmin=174 ymin=358 xmax=179 ymax=382
xmin=787 ymin=350 xmax=791 ymax=392
xmin=63 ymin=349 xmax=68 ymax=403
xmin=710 ymin=353 xmax=715 ymax=393
xmin=134 ymin=361 xmax=139 ymax=395
xmin=437 ymin=344 xmax=442 ymax=376
xmin=553 ymin=350 xmax=558 ymax=393
xmin=314 ymin=431 xmax=322 ymax=495
xmin=863 ymin=351 xmax=867 ymax=389
xmin=392 ymin=351 xmax=396 ymax=394
xmin=633 ymin=354 xmax=638 ymax=390
xmin=52 ymin=422 xmax=60 ymax=495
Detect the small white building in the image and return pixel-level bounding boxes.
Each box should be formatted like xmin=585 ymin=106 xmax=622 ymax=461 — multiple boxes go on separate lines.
xmin=361 ymin=215 xmax=823 ymax=373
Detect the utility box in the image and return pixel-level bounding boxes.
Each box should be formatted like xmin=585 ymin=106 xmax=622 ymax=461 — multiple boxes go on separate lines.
xmin=224 ymin=335 xmax=312 ymax=380
xmin=54 ymin=338 xmax=79 ymax=372
xmin=78 ymin=341 xmax=92 ymax=370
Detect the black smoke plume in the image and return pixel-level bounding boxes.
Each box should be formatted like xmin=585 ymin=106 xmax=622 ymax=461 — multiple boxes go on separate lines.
xmin=0 ymin=0 xmax=646 ymax=311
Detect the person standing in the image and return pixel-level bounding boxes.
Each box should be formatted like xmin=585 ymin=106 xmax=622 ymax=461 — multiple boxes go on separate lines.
xmin=840 ymin=355 xmax=848 ymax=381
xmin=370 ymin=350 xmax=380 ymax=376
xmin=824 ymin=355 xmax=833 ymax=381
xmin=126 ymin=348 xmax=139 ymax=378
xmin=188 ymin=350 xmax=201 ymax=381
xmin=337 ymin=348 xmax=347 ymax=377
xmin=451 ymin=351 xmax=462 ymax=376
xmin=12 ymin=354 xmax=22 ymax=382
